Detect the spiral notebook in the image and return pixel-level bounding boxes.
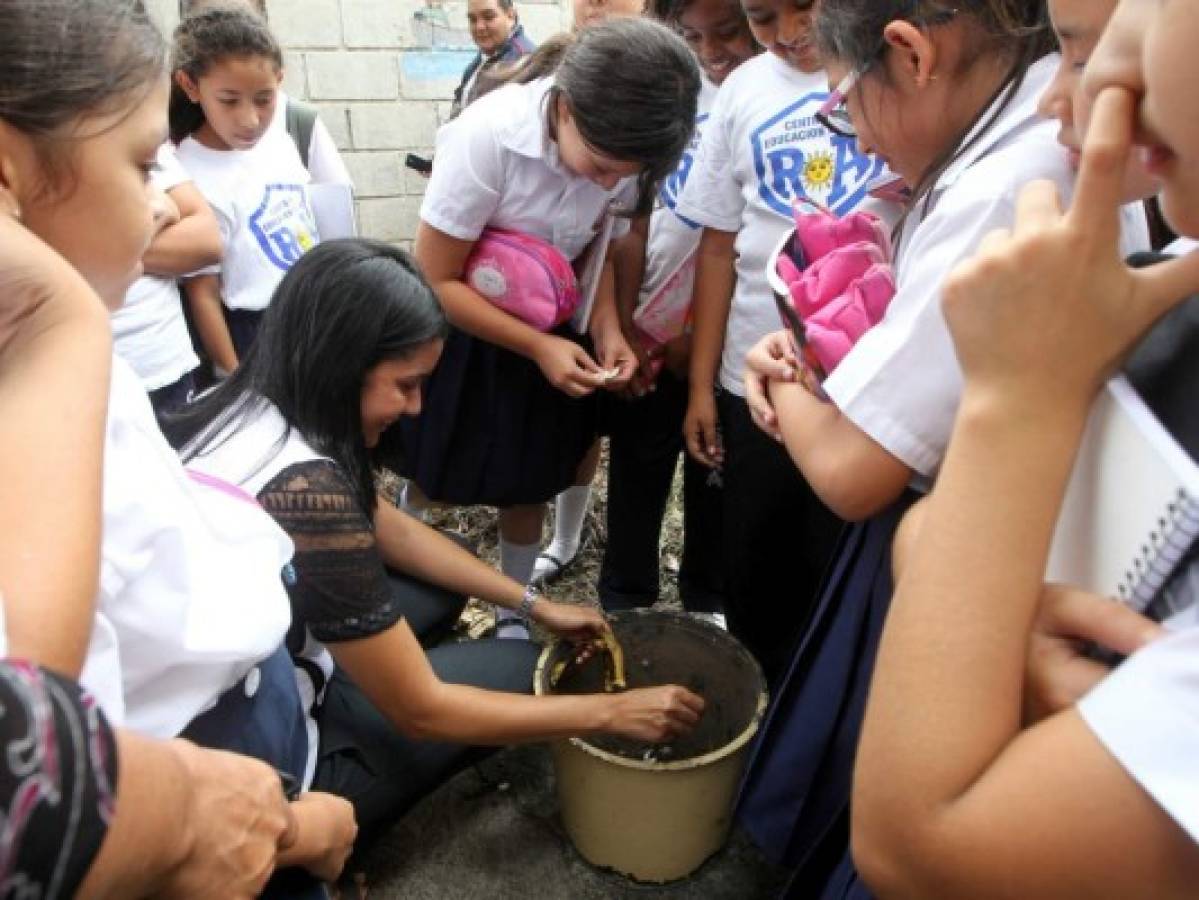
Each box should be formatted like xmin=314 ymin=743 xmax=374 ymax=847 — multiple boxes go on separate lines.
xmin=1046 ymin=375 xmax=1199 ymax=612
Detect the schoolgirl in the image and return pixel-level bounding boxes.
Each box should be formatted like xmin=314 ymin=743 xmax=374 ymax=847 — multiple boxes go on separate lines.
xmin=398 ymin=18 xmax=700 ymax=635
xmin=170 ymin=239 xmax=705 ymax=846
xmin=848 ymin=0 xmax=1199 ymax=882
xmin=171 ymin=4 xmax=320 ymax=373
xmin=673 ymin=0 xmax=885 ymax=684
xmin=596 ymin=0 xmax=759 ymax=613
xmin=110 ymin=142 xmax=220 ymax=419
xmin=0 ymin=0 xmax=355 ymax=890
xmin=733 ymin=2 xmax=1071 ymax=896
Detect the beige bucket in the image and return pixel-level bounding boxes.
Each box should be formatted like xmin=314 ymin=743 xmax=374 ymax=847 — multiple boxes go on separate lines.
xmin=535 ymin=609 xmax=768 ymax=883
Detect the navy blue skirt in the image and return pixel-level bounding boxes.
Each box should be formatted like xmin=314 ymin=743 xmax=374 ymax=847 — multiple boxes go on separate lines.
xmin=737 ymin=491 xmax=920 ymax=900
xmin=397 ymin=326 xmax=597 ymax=507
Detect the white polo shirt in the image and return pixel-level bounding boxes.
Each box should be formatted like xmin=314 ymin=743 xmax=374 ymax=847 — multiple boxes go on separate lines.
xmin=822 ymin=56 xmax=1073 ymax=478
xmin=420 ymin=77 xmax=635 ymax=262
xmin=1078 ymin=591 xmax=1199 ymax=844
xmin=674 ymin=52 xmax=885 ymax=395
xmin=80 ymin=356 xmax=294 ymax=738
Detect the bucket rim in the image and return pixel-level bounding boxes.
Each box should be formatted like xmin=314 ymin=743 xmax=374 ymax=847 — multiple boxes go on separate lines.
xmin=533 ymin=609 xmax=769 ymax=772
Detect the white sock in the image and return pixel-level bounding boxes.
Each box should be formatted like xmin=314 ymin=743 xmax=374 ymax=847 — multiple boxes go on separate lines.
xmin=500 ymin=537 xmax=541 ymax=585
xmin=398 ymin=480 xmax=429 ymax=522
xmin=543 ymin=485 xmax=591 ymax=564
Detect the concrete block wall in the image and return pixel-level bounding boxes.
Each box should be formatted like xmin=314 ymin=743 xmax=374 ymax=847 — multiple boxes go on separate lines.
xmin=146 ymin=0 xmax=574 ymax=247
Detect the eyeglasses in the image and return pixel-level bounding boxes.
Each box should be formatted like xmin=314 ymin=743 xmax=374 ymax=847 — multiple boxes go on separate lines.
xmin=816 ymin=8 xmax=960 ymax=140
xmin=816 ymin=66 xmax=866 ymax=139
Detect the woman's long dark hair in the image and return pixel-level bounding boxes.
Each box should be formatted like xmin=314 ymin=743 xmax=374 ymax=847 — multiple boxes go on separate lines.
xmin=166 ymin=239 xmax=448 ymax=515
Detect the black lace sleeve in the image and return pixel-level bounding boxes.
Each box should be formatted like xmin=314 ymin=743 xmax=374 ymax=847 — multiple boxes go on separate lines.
xmin=0 ymin=660 xmax=118 ymax=897
xmin=258 ymin=460 xmax=404 ymax=643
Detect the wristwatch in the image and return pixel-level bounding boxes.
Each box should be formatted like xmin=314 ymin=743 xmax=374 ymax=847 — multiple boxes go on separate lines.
xmin=518 ymin=583 xmax=541 ymax=620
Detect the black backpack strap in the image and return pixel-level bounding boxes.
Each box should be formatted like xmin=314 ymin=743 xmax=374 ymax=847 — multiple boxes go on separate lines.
xmin=284 ymin=97 xmax=319 ymax=172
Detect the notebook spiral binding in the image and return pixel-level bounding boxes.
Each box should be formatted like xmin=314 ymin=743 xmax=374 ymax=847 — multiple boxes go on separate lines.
xmin=1119 ymin=487 xmax=1199 ymax=613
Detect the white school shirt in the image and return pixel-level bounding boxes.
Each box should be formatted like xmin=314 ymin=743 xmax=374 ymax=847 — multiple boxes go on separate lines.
xmin=420 ymin=77 xmax=635 ymax=262
xmin=187 ymin=403 xmax=337 ymax=788
xmin=176 ymin=124 xmax=319 ymax=312
xmin=636 ymin=76 xmax=718 ymax=312
xmin=79 ymin=356 xmax=294 ymax=737
xmin=823 ymin=56 xmax=1074 ymax=478
xmin=110 ymin=145 xmax=202 ymax=390
xmin=1078 ymin=599 xmax=1199 ymax=844
xmin=674 ymin=52 xmax=885 ymax=395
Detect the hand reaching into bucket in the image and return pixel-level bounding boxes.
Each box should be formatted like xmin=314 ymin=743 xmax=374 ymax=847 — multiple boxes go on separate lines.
xmin=603 ymin=685 xmax=706 ymax=743
xmin=531 ymin=599 xmax=609 ymax=644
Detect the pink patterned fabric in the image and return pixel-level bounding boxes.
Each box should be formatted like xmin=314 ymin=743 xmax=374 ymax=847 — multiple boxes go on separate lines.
xmin=463 ymin=229 xmax=581 ymax=331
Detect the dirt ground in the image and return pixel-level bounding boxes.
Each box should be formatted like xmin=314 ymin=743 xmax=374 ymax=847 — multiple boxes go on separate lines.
xmin=365 ymin=448 xmax=787 ymax=897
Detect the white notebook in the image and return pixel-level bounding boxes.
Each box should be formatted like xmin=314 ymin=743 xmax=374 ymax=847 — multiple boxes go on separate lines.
xmin=1046 ymin=375 xmax=1199 ymax=612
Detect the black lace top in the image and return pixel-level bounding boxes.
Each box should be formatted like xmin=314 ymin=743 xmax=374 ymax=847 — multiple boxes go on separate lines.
xmin=257 ymin=460 xmax=404 ymax=646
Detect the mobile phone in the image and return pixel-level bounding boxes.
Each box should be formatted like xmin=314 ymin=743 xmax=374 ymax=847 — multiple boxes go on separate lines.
xmin=404 ymin=153 xmax=433 ymax=175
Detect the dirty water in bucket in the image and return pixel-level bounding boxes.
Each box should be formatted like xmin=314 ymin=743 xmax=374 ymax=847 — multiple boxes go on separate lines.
xmin=544 ymin=610 xmax=765 ymax=761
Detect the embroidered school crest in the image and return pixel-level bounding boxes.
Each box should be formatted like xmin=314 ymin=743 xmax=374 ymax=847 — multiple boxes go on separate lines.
xmin=249 ymin=184 xmax=319 ymax=271
xmin=750 ymin=91 xmax=883 ymax=218
xmin=658 ymin=112 xmax=709 ymax=216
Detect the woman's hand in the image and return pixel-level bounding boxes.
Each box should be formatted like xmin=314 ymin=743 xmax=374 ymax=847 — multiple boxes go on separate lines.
xmin=532 ymin=334 xmax=605 ymax=398
xmin=603 ymin=685 xmax=706 ymax=743
xmin=743 ymin=330 xmax=798 ymax=441
xmin=530 ymin=599 xmax=608 ymax=644
xmin=165 ymin=741 xmax=299 ymax=898
xmin=1024 ymin=584 xmax=1163 ymax=724
xmin=941 ymin=88 xmax=1199 ymax=410
xmin=683 ymin=389 xmax=723 ymax=468
xmin=280 ymin=791 xmax=358 ymax=885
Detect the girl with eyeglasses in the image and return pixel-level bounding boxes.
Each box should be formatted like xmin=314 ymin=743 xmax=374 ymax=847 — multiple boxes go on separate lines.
xmin=674 ymin=0 xmax=885 ymax=692
xmin=735 ymin=2 xmax=1071 ymax=898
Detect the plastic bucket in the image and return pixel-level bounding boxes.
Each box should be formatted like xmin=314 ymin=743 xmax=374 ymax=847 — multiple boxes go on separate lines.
xmin=535 ymin=609 xmax=767 ymax=883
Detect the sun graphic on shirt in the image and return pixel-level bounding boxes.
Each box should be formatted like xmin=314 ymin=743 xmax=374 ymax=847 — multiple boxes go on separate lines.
xmin=803 ymin=151 xmax=836 ymax=194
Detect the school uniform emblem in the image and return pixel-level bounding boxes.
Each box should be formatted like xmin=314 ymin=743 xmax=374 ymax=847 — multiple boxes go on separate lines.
xmin=249 ymin=184 xmax=319 ymax=271
xmin=659 ymin=112 xmax=709 ymax=214
xmin=750 ymin=92 xmax=883 ymax=217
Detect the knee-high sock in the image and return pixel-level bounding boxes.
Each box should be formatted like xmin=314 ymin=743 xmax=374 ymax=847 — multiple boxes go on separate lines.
xmin=532 ymin=485 xmax=590 ymax=580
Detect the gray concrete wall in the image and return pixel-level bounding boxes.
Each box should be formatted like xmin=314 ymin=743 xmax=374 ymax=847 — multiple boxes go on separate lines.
xmin=146 ymin=0 xmax=575 ymax=245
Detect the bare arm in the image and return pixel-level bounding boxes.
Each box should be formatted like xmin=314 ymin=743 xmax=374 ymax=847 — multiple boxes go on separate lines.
xmin=683 ymin=227 xmax=736 ymax=467
xmin=374 ymin=497 xmax=609 ymax=641
xmin=331 ymin=616 xmax=702 ymax=745
xmin=0 ymin=216 xmax=110 ymax=675
xmin=768 ymin=378 xmax=912 ymax=521
xmin=851 ymin=89 xmax=1199 ymax=900
xmin=142 ymin=181 xmax=222 ymax=278
xmin=79 ymin=736 xmax=295 ymax=900
xmin=183 ymin=274 xmax=238 ymax=373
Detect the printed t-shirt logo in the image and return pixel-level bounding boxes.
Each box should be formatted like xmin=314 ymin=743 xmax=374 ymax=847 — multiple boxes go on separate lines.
xmin=249 ymin=184 xmax=319 ymax=271
xmin=750 ymin=92 xmax=883 ymax=217
xmin=658 ymin=112 xmax=708 ymax=229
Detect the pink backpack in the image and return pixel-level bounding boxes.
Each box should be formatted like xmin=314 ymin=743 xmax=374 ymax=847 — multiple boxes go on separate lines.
xmin=463 ymin=229 xmax=581 ymax=332
xmin=769 ymin=203 xmax=896 ymax=376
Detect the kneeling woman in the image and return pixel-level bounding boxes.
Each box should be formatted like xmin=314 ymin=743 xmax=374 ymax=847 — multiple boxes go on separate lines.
xmin=165 ymin=239 xmax=704 ymax=842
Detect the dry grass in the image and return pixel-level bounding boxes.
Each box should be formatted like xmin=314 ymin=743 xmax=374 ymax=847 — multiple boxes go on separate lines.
xmin=377 ymin=440 xmax=686 ymax=623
